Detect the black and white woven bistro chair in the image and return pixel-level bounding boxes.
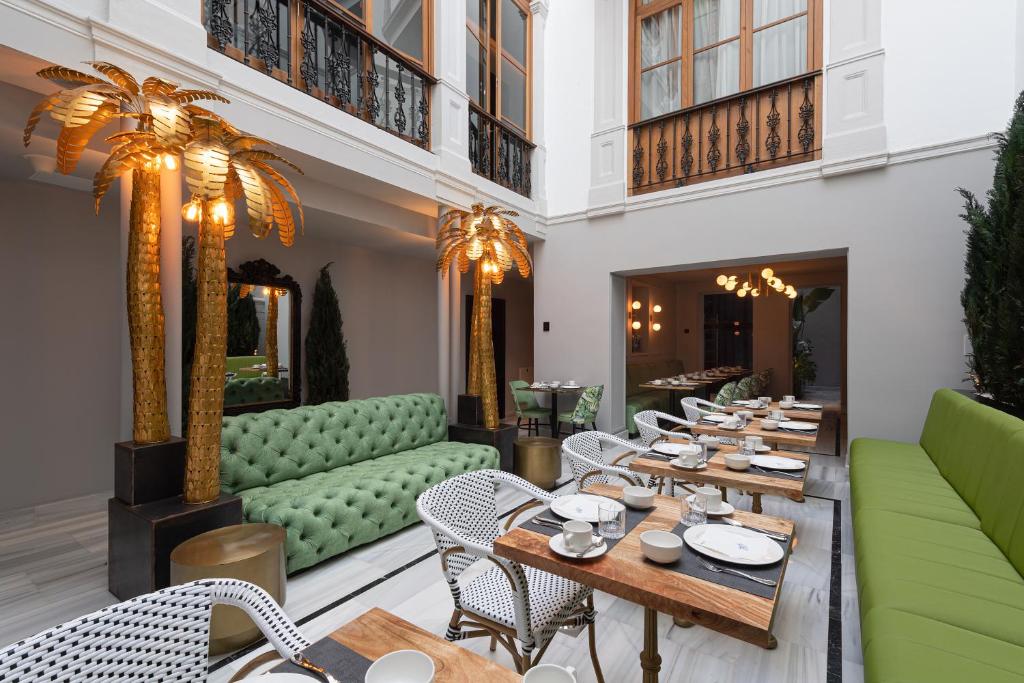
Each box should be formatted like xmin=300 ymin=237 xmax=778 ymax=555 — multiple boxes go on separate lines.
xmin=561 ymin=430 xmax=650 ymax=492
xmin=416 ymin=469 xmax=605 ymax=682
xmin=632 ymin=409 xmax=702 ymax=495
xmin=680 ymin=395 xmax=724 ymax=422
xmin=0 ymin=579 xmax=309 ymax=682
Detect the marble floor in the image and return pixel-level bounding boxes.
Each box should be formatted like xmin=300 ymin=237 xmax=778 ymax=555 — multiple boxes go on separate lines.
xmin=0 ymin=449 xmax=859 ymax=683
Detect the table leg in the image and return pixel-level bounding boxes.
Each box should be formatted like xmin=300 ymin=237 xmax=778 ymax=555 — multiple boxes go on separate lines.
xmin=718 ymin=486 xmax=728 ymax=503
xmin=641 ymin=607 xmax=661 ymax=683
xmin=550 ymin=393 xmax=559 ymax=438
xmin=668 ymin=389 xmax=678 ymax=416
xmin=752 ymin=492 xmax=763 ymax=514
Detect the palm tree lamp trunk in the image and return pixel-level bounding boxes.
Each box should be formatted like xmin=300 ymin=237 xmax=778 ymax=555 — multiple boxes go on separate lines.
xmin=265 ymin=288 xmax=285 ymax=377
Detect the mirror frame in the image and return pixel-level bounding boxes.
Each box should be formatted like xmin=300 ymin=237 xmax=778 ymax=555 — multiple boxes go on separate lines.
xmin=225 ymin=258 xmax=302 ymax=414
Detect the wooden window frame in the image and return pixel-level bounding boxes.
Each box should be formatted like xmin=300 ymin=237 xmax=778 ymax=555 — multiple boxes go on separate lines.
xmin=629 ymin=0 xmax=821 ymax=124
xmin=468 ymin=0 xmax=532 ymax=140
xmin=331 ymin=0 xmax=434 ymax=72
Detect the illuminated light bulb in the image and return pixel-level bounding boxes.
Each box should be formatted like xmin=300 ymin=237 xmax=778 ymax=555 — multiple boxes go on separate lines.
xmin=652 ymin=322 xmax=662 ymax=332
xmin=716 ymin=274 xmax=728 ymax=286
xmin=761 ymin=267 xmax=774 ymax=279
xmin=631 ymin=321 xmax=642 ymax=330
xmin=181 ymin=200 xmax=201 ymax=222
xmin=775 ymin=281 xmax=785 ymax=292
xmin=737 ymin=289 xmax=747 ymax=298
xmin=742 ymin=281 xmax=751 ymax=291
xmin=728 ymin=275 xmax=737 ymax=282
xmin=163 ymin=154 xmax=178 ymax=171
xmin=788 ymin=291 xmax=798 ymax=299
xmin=211 ymin=199 xmax=231 ymax=224
xmin=725 ymin=281 xmax=737 ymax=291
xmin=734 ymin=330 xmax=741 ymax=336
xmin=632 ymin=300 xmax=641 ymax=310
xmin=653 ymin=304 xmax=662 ymax=313
xmin=263 ymin=287 xmax=271 ymax=296
xmin=751 ymin=288 xmax=760 ymax=297
xmin=733 ymin=321 xmax=740 ymax=326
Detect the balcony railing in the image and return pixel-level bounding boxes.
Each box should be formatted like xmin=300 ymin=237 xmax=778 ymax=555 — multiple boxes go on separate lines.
xmin=204 ymin=0 xmax=435 ymax=149
xmin=469 ymin=103 xmax=533 ymax=198
xmin=629 ymin=72 xmax=822 ymax=195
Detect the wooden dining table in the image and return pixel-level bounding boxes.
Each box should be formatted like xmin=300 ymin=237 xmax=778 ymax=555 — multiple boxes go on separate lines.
xmin=690 ymin=419 xmax=819 ymax=449
xmin=720 ymin=400 xmax=826 ymax=422
xmin=521 ymin=384 xmax=584 ymax=437
xmin=495 ymin=483 xmax=795 ymax=683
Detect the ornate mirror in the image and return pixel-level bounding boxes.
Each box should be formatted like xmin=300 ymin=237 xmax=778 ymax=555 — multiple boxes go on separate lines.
xmin=224 ymin=259 xmax=302 ymax=414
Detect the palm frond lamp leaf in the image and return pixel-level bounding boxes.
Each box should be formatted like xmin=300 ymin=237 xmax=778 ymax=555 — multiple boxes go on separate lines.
xmin=180 ymin=115 xmax=303 ymax=504
xmin=436 ymin=203 xmax=532 ymax=429
xmin=25 ymin=61 xmax=227 ymax=445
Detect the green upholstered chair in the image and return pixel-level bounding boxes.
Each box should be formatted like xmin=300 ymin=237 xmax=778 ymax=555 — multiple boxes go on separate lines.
xmin=625 ymin=359 xmax=684 ymax=435
xmin=510 ymin=380 xmax=550 ymax=436
xmin=733 ymin=375 xmax=756 ymax=401
xmin=223 ymin=376 xmax=290 ymax=406
xmin=752 ymin=369 xmax=772 ymax=395
xmin=557 ymin=385 xmax=603 ymax=436
xmin=220 ymin=393 xmax=499 ymax=574
xmin=713 ymin=381 xmax=738 ymax=406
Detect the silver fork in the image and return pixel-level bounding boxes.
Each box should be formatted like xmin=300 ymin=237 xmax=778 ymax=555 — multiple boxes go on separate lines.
xmin=751 ymin=465 xmax=802 ymax=478
xmin=291 ymin=653 xmax=340 ymax=683
xmin=696 ymin=558 xmax=777 ymax=586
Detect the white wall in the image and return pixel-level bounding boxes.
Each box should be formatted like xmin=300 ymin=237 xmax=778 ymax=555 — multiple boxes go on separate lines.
xmin=0 ymin=180 xmax=121 ymax=512
xmin=535 ymin=147 xmax=993 ymax=442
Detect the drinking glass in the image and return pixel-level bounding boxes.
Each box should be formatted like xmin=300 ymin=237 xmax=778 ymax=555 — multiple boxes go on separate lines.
xmin=681 ymin=494 xmax=707 ymax=527
xmin=769 ymin=409 xmax=784 ymax=421
xmin=598 ymin=501 xmax=626 ymax=539
xmin=758 ymin=396 xmax=772 ymax=409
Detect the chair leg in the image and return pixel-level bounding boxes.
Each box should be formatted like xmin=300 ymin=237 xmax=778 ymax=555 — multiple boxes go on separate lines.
xmin=517 ymin=417 xmax=523 ymax=433
xmin=489 ymin=635 xmax=497 ymax=652
xmin=522 ymin=650 xmax=532 ymax=673
xmin=587 ymin=594 xmax=605 ymax=683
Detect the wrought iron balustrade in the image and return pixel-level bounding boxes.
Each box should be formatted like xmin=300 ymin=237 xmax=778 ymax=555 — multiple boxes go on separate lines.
xmin=205 ymin=0 xmax=435 ymax=149
xmin=629 ymin=72 xmax=822 ymax=195
xmin=469 ymin=103 xmax=533 ymax=198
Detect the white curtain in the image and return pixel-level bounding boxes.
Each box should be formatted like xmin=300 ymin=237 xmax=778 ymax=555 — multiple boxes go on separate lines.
xmin=693 ymin=0 xmax=740 ymax=104
xmin=640 ymin=6 xmax=682 ymax=119
xmin=753 ymin=15 xmax=807 ymax=86
xmin=754 ymin=0 xmax=806 ymax=27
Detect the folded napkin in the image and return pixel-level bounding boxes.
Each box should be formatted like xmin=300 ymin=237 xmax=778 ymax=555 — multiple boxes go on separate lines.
xmin=688 ymin=526 xmax=777 ymax=563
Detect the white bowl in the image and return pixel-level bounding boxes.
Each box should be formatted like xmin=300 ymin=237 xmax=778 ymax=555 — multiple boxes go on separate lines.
xmin=365 ymin=650 xmax=435 ymax=683
xmin=622 ymin=486 xmax=655 ymax=509
xmin=760 ymin=419 xmax=780 ymax=431
xmin=640 ymin=530 xmax=683 ymax=564
xmin=724 ymin=453 xmax=751 ymax=470
xmin=779 ymin=401 xmax=795 ymax=409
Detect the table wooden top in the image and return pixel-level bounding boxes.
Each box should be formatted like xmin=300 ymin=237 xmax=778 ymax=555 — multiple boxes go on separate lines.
xmin=637 ymin=382 xmax=700 ymax=392
xmin=521 ymin=385 xmax=585 ymax=394
xmin=629 ymin=445 xmax=809 ymax=501
xmin=331 ymin=608 xmax=520 ymax=682
xmin=720 ymin=401 xmax=826 ymax=422
xmin=690 ymin=420 xmax=818 ymax=446
xmin=493 ymin=483 xmax=793 ymax=648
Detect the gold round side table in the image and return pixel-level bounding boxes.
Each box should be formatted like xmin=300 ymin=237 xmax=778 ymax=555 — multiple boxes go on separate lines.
xmin=170 ymin=523 xmax=286 ymax=654
xmin=513 ymin=437 xmax=562 ymax=489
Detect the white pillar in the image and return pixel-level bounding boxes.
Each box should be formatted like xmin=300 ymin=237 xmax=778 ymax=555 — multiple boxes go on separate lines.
xmin=529 ymin=0 xmax=549 ymax=214
xmin=433 ymin=0 xmax=473 ymax=184
xmin=588 ymin=0 xmax=627 ymax=212
xmin=160 ymin=163 xmax=183 ymax=435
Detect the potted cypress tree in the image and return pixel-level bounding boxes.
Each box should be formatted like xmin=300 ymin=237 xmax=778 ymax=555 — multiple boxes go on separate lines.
xmin=959 ymin=92 xmax=1024 ymax=417
xmin=306 ymin=263 xmax=350 ymax=404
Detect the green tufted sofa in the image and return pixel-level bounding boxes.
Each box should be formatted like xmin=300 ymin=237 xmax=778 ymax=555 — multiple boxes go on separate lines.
xmin=851 ymin=389 xmax=1024 ymax=682
xmin=626 ymin=359 xmax=685 ymax=435
xmin=220 ymin=393 xmax=499 ymax=573
xmin=224 ymin=376 xmax=290 ymax=406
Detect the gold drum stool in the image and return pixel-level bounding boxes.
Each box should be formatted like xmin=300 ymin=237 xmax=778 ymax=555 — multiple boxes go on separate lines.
xmin=170 ymin=523 xmax=286 ymax=654
xmin=513 ymin=437 xmax=561 ymax=489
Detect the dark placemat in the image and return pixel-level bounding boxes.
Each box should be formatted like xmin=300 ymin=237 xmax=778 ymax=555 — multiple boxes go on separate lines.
xmin=642 ymin=518 xmax=792 ymax=599
xmin=746 ymin=464 xmax=807 ymax=481
xmin=270 ymin=636 xmax=373 ymax=681
xmin=523 ymin=502 xmax=654 ymax=552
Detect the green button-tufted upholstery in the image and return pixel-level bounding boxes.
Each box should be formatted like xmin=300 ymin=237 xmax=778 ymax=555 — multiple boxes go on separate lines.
xmin=851 ymin=389 xmax=1024 ymax=682
xmin=224 ymin=377 xmax=290 ymax=406
xmin=220 ymin=393 xmax=499 ymax=573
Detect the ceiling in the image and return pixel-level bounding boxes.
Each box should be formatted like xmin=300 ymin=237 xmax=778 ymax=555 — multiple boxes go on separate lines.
xmin=631 ymin=255 xmax=848 ymax=285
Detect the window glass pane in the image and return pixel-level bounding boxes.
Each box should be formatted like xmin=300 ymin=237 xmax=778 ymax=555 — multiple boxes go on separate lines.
xmin=754 ymin=0 xmax=806 ymax=27
xmin=468 ymin=0 xmax=485 ymax=30
xmin=501 ymin=0 xmax=528 ymax=66
xmin=694 ymin=0 xmax=740 ymax=49
xmin=753 ymin=15 xmax=806 ymax=86
xmin=501 ymin=59 xmax=527 ymax=129
xmin=641 ymin=6 xmax=681 ymax=68
xmin=467 ymin=28 xmax=486 ymax=106
xmin=640 ymin=61 xmax=681 ymax=119
xmin=693 ymin=39 xmax=739 ymax=104
xmin=337 ymin=0 xmax=363 ymax=19
xmin=372 ymin=0 xmax=424 ymax=61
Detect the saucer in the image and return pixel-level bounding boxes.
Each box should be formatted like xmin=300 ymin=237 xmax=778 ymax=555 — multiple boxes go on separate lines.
xmin=670 ymin=459 xmax=708 ymax=470
xmin=754 ymin=445 xmax=772 ymax=453
xmin=686 ymin=495 xmax=735 ymax=517
xmin=549 ymin=533 xmax=607 ymax=559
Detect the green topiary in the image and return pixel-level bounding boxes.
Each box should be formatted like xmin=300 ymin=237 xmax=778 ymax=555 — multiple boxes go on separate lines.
xmin=306 ymin=263 xmax=350 ymax=404
xmin=226 ymin=283 xmax=260 ymax=356
xmin=959 ymin=92 xmax=1024 ymax=410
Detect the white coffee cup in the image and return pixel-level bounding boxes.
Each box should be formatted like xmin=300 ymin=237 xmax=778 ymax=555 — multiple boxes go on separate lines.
xmin=723 ymin=416 xmax=741 ymax=429
xmin=783 ymin=395 xmax=796 ymax=403
xmin=779 ymin=400 xmax=795 ymax=409
xmin=679 ymin=448 xmax=700 ymax=467
xmin=696 ymin=485 xmax=722 ymax=513
xmin=365 ymin=650 xmax=435 ymax=683
xmin=745 ymin=435 xmax=763 ymax=450
xmin=523 ymin=664 xmax=577 ymax=682
xmin=562 ymin=520 xmax=593 ymax=553
xmin=550 ymin=380 xmax=561 ymax=387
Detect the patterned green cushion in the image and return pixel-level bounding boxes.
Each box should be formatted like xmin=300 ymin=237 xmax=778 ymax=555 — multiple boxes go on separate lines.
xmin=734 ymin=376 xmax=756 ymax=401
xmin=239 ymin=441 xmax=498 ymax=573
xmin=224 ymin=376 xmax=290 ymax=407
xmin=714 ymin=381 xmax=738 ymax=406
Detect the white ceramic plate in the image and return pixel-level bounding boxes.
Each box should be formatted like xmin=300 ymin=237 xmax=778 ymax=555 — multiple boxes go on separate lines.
xmin=732 ymin=400 xmax=756 ymax=406
xmin=550 ymin=494 xmax=621 ymax=523
xmin=686 ymin=495 xmax=735 ymax=517
xmin=670 ymin=459 xmax=708 ymax=470
xmin=780 ymin=421 xmax=818 ymax=431
xmin=701 ymin=413 xmax=731 ymax=423
xmin=754 ymin=445 xmax=772 ymax=453
xmin=651 ymin=442 xmax=702 ymax=457
xmin=246 ymin=675 xmax=317 ymax=682
xmin=750 ymin=454 xmax=806 ymax=471
xmin=682 ymin=524 xmax=784 ymax=566
xmin=549 ymin=533 xmax=607 ymax=559
xmin=563 ymin=384 xmax=580 ymax=389
xmin=793 ymin=403 xmax=822 ymax=410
